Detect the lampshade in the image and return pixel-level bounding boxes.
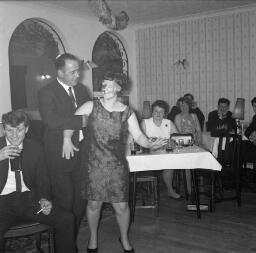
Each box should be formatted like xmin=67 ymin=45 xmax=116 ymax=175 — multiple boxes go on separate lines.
xmin=233 ymin=98 xmax=245 ymax=120
xmin=142 ymin=101 xmax=151 ymax=119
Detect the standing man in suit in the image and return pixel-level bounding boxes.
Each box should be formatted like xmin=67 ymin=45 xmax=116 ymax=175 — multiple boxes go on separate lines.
xmin=38 ymin=53 xmax=90 ymax=231
xmin=0 ymin=110 xmax=76 ymax=253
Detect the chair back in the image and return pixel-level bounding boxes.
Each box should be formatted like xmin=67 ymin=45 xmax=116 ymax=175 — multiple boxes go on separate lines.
xmin=217 ymin=133 xmax=241 ymax=168
xmin=4 ymin=221 xmax=54 ymax=253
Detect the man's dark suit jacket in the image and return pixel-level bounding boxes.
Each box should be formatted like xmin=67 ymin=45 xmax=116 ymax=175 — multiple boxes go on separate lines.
xmin=0 ymin=137 xmax=50 ymax=200
xmin=206 ymin=110 xmax=236 ymax=137
xmin=38 ymin=79 xmax=90 ymax=172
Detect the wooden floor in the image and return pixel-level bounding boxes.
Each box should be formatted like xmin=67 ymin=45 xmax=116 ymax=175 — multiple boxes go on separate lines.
xmin=77 ymin=191 xmax=256 ymax=253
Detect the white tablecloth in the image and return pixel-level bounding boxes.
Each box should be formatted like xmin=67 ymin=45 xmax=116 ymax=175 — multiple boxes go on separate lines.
xmin=202 ymin=131 xmax=247 ymax=158
xmin=201 ymin=132 xmax=220 ymax=158
xmin=126 ymin=146 xmax=222 ymax=172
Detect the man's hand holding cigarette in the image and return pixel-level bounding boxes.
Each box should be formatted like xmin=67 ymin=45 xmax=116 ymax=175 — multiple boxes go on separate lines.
xmin=38 ymin=198 xmax=52 ymax=215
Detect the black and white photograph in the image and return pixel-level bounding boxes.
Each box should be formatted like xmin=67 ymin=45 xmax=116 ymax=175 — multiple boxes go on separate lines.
xmin=1 ymin=1 xmax=256 ymax=252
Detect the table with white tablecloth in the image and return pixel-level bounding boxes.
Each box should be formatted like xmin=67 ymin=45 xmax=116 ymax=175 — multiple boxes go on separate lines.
xmin=126 ymin=145 xmax=222 ymax=220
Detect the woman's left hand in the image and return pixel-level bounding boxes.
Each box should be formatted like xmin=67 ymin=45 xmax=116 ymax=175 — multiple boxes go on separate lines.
xmin=149 ymin=138 xmax=168 ymax=150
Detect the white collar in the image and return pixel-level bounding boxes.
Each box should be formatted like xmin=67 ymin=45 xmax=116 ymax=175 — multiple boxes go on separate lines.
xmin=57 ymin=77 xmax=74 ymax=93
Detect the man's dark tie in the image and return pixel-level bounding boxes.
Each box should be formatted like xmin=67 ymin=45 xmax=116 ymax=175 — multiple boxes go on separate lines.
xmin=68 ymin=87 xmax=77 ymax=108
xmin=15 ymin=170 xmax=22 ymax=192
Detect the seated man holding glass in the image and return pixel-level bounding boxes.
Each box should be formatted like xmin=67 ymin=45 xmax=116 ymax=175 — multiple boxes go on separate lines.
xmin=206 ymin=98 xmax=236 ymax=137
xmin=0 ymin=110 xmax=76 ymax=253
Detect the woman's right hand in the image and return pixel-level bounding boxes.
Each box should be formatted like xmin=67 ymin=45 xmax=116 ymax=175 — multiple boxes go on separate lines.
xmin=149 ymin=138 xmax=168 ymax=150
xmin=62 ymin=137 xmax=79 ymax=160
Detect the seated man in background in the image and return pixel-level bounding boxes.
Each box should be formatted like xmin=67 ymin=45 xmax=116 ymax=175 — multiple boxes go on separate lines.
xmin=0 ymin=110 xmax=76 ymax=253
xmin=206 ymin=98 xmax=236 ymax=137
xmin=167 ymin=98 xmax=181 ymax=122
xmin=241 ymin=97 xmax=256 ymax=164
xmin=184 ymin=93 xmax=205 ymax=131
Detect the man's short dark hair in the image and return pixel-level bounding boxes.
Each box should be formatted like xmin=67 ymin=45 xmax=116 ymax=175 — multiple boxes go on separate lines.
xmin=151 ymin=100 xmax=170 ymax=115
xmin=218 ymin=98 xmax=230 ymax=106
xmin=55 ymin=53 xmax=80 ymax=70
xmin=251 ymin=97 xmax=256 ymax=105
xmin=2 ymin=109 xmax=30 ymax=128
xmin=184 ymin=93 xmax=194 ymax=100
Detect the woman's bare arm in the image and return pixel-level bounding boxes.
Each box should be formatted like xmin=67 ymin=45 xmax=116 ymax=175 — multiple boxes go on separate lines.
xmin=128 ymin=113 xmax=167 ymax=149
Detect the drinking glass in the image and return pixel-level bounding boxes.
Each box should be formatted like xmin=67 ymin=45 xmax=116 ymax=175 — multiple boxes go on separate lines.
xmin=178 ymin=139 xmax=184 ymax=148
xmin=130 ymin=142 xmax=136 ymax=155
xmin=188 ymin=139 xmax=194 ymax=151
xmin=10 ymin=155 xmax=22 ymax=171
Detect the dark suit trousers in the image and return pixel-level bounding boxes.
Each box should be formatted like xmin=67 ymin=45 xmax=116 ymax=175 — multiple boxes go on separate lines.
xmin=46 ymin=141 xmax=86 ymax=235
xmin=0 ymin=191 xmax=76 ymax=253
xmin=241 ymin=140 xmax=256 ymax=163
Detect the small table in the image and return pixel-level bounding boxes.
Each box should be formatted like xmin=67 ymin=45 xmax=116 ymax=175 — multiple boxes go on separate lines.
xmin=127 ymin=145 xmax=222 ymax=220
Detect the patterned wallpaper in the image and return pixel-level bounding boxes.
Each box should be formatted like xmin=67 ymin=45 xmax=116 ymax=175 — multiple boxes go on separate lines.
xmin=136 ymin=8 xmax=256 ymax=123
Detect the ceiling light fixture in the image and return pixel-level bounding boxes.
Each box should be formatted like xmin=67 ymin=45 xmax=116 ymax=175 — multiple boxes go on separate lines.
xmin=88 ymin=0 xmax=129 ymax=30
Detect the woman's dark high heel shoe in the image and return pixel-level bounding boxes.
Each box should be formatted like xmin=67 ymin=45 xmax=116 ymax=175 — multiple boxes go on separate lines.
xmin=118 ymin=237 xmax=135 ymax=253
xmin=87 ymin=247 xmax=98 ymax=253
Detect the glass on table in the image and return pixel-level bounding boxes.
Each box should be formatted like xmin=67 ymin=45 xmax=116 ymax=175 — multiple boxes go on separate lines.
xmin=130 ymin=141 xmax=136 ymax=155
xmin=187 ymin=138 xmax=194 ymax=151
xmin=178 ymin=139 xmax=184 ymax=148
xmin=165 ymin=138 xmax=174 ymax=152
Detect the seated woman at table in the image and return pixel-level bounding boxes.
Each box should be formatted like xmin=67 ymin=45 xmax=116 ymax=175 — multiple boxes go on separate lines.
xmin=174 ymin=97 xmax=202 ymax=195
xmin=141 ymin=100 xmax=181 ymax=199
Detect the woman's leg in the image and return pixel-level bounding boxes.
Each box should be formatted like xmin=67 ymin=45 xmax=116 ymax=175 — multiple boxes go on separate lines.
xmin=112 ymin=202 xmax=133 ymax=250
xmin=86 ymin=200 xmax=103 ymax=249
xmin=162 ymin=170 xmax=180 ymax=198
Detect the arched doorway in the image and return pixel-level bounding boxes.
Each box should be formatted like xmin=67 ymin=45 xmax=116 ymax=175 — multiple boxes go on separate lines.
xmin=8 ymin=18 xmax=65 ymax=111
xmin=92 ymin=31 xmax=128 ymax=93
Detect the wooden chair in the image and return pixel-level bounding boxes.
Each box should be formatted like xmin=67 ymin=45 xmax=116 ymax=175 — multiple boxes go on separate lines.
xmin=4 ymin=221 xmax=55 ymax=253
xmin=214 ymin=133 xmax=242 ymax=205
xmin=130 ymin=170 xmax=159 ymax=222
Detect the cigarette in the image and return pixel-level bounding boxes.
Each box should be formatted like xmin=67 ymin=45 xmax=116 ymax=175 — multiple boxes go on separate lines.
xmin=36 ymin=207 xmax=45 ymax=214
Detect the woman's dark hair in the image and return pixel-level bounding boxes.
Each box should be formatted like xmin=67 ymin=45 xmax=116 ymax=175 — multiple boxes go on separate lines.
xmin=251 ymin=97 xmax=256 ymax=105
xmin=55 ymin=53 xmax=80 ymax=70
xmin=103 ymin=72 xmax=128 ymax=88
xmin=177 ymin=97 xmax=192 ymax=113
xmin=184 ymin=93 xmax=194 ymax=100
xmin=2 ymin=109 xmax=30 ymax=128
xmin=151 ymin=100 xmax=169 ymax=115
